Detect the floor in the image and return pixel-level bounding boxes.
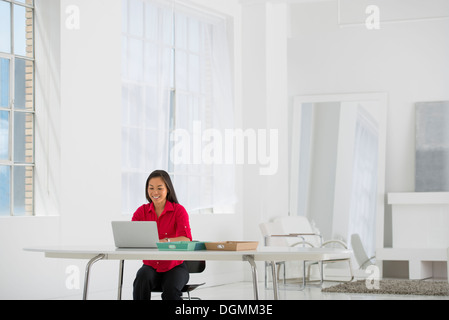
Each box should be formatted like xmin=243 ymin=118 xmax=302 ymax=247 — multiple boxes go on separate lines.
xmin=66 ymin=278 xmax=449 ymax=300
xmin=186 ymin=280 xmax=449 ymax=301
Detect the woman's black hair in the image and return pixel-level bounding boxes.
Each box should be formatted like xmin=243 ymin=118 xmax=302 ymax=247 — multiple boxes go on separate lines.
xmin=145 ymin=170 xmax=179 ymax=204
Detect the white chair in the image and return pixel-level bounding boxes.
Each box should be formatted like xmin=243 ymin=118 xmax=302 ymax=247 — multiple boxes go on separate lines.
xmin=271 ymin=216 xmax=354 ymax=284
xmin=273 ymin=216 xmax=323 ymax=247
xmin=260 ymin=221 xmax=288 ymax=246
xmin=259 ymin=221 xmax=307 ymax=288
xmin=351 ymin=233 xmax=376 ymax=270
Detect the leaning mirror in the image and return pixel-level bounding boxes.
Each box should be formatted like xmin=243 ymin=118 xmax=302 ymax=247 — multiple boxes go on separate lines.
xmin=289 ymin=93 xmax=387 ymax=259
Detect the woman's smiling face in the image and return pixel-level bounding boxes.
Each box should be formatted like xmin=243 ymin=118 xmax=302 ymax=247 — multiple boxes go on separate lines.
xmin=147 ymin=177 xmax=168 ymax=205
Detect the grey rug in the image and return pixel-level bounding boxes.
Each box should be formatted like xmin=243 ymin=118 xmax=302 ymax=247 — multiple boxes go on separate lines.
xmin=322 ymin=279 xmax=449 ymax=296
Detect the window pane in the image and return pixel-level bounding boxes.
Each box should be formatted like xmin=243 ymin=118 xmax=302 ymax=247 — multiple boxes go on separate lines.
xmin=0 ymin=111 xmax=9 ymax=160
xmin=128 ymin=0 xmax=143 ymax=37
xmin=128 ymin=38 xmax=143 ymax=82
xmin=144 ymin=43 xmax=157 ymax=85
xmin=0 ymin=1 xmax=11 ymax=54
xmin=162 ymin=7 xmax=174 ymax=46
xmin=175 ymin=50 xmax=187 ymax=91
xmin=14 ymin=59 xmax=33 ymax=110
xmin=189 ymin=18 xmax=200 ymax=53
xmin=13 ymin=165 xmax=33 ymax=216
xmin=0 ymin=58 xmax=10 ymax=108
xmin=175 ymin=13 xmax=187 ymax=49
xmin=189 ymin=54 xmax=200 ymax=92
xmin=13 ymin=4 xmax=26 ymax=56
xmin=144 ymin=3 xmax=157 ymax=41
xmin=129 ymin=85 xmax=143 ymax=126
xmin=144 ymin=86 xmax=157 ymax=116
xmin=14 ymin=111 xmax=33 ymax=163
xmin=0 ymin=165 xmax=11 ymax=216
xmin=13 ymin=4 xmax=33 ymax=57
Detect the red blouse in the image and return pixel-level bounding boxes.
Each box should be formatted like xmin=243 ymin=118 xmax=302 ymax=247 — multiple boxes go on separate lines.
xmin=132 ymin=201 xmax=193 ymax=272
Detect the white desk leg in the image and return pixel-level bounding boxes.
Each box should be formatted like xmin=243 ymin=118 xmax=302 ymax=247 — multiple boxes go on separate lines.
xmin=83 ymin=254 xmax=105 ymax=300
xmin=118 ymin=260 xmax=125 ymax=300
xmin=243 ymin=255 xmax=259 ymax=300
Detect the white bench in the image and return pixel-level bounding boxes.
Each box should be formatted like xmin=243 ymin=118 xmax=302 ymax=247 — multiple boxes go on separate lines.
xmin=383 ymin=193 xmax=449 ymax=280
xmin=377 ymin=248 xmax=447 ymax=279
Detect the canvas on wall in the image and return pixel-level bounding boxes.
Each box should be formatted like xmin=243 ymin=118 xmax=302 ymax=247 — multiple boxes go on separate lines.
xmin=415 ymin=101 xmax=449 ymax=192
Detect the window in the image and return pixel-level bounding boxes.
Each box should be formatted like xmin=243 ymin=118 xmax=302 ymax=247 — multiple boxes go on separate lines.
xmin=0 ymin=0 xmax=34 ymax=217
xmin=122 ymin=0 xmax=235 ymax=214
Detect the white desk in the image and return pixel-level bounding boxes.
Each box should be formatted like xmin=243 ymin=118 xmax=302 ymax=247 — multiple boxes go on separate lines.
xmin=24 ymin=246 xmax=352 ymax=300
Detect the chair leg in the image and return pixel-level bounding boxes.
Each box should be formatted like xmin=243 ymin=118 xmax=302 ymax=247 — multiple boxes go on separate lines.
xmin=264 ymin=262 xmax=269 ymax=289
xmin=182 ymin=291 xmax=202 ymax=300
xmin=277 ymin=264 xmax=281 ymax=284
xmin=348 ymin=260 xmax=354 ymax=282
xmin=320 ymin=260 xmax=354 ymax=283
xmin=282 ymin=262 xmax=286 ymax=285
xmin=307 ymin=263 xmax=312 ymax=281
xmin=270 ymin=261 xmax=279 ymax=300
xmin=320 ymin=261 xmax=324 ymax=286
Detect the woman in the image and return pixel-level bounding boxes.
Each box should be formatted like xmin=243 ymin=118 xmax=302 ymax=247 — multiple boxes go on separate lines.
xmin=132 ymin=170 xmax=193 ymax=300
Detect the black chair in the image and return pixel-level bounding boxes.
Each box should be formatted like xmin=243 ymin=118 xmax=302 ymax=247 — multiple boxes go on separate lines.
xmin=182 ymin=260 xmax=206 ymax=300
xmin=153 ymin=260 xmax=206 ymax=300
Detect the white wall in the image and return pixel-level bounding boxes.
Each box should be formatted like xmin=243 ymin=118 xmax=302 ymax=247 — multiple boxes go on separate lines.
xmin=241 ymin=1 xmax=290 ymax=238
xmin=288 ymin=1 xmax=449 ymax=249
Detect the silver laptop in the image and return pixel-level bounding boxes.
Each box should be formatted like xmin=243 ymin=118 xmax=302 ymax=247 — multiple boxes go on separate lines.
xmin=112 ymin=221 xmax=159 ymax=248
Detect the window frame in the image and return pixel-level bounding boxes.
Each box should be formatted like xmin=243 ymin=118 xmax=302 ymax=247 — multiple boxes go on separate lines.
xmin=0 ymin=0 xmax=35 ymax=217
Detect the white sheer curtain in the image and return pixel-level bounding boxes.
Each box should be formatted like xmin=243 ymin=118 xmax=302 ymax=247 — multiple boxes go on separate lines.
xmin=121 ymin=0 xmax=235 ymax=214
xmin=347 ymin=106 xmax=379 ymax=259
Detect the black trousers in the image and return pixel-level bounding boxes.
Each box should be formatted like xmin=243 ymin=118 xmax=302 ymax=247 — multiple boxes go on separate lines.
xmin=133 ymin=263 xmax=190 ymax=300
